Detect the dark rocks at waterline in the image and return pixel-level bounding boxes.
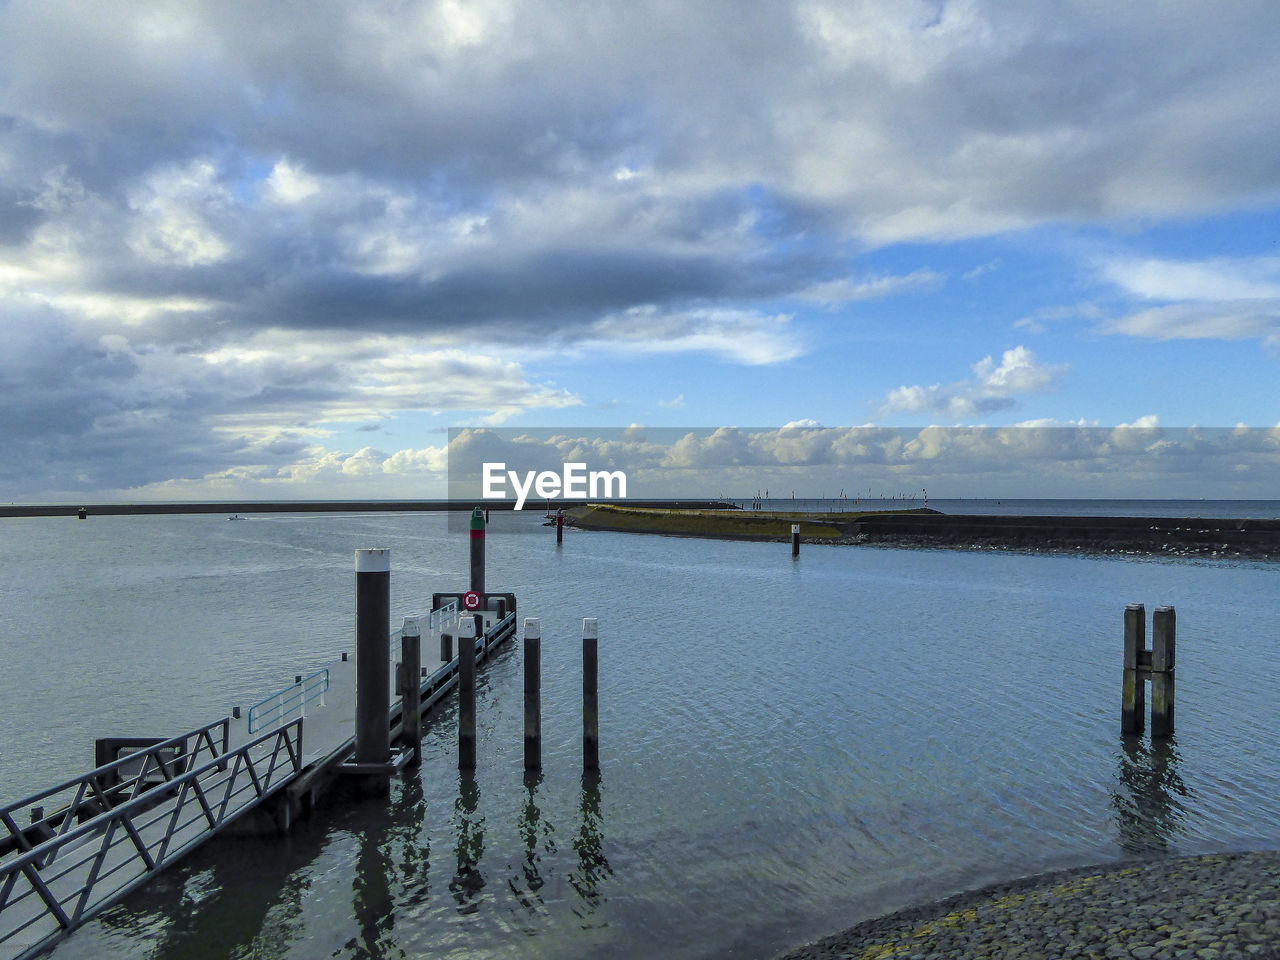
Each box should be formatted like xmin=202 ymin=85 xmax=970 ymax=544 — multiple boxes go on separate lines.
xmin=778 ymin=850 xmax=1280 ymax=960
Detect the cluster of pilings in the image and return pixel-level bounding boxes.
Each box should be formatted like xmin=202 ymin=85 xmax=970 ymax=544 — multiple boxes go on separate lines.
xmin=349 ymin=506 xmax=601 ymax=791
xmin=1122 ymin=603 xmax=1176 ymax=737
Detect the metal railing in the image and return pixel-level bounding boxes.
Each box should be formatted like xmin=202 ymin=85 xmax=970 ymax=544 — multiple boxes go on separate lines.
xmin=0 ymin=720 xmax=302 ymax=960
xmin=426 ymin=599 xmax=459 ymax=634
xmin=247 ymin=669 xmax=328 ymax=734
xmin=0 ymin=720 xmax=230 ymax=863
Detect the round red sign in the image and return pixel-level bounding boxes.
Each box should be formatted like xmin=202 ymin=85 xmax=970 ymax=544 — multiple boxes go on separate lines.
xmin=463 ymin=591 xmax=482 ymax=610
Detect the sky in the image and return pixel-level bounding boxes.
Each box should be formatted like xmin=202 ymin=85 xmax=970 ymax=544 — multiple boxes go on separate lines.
xmin=2 ymin=0 xmax=1280 ymax=501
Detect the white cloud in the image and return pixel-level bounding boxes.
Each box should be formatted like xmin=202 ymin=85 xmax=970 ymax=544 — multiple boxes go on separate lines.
xmin=580 ymin=307 xmax=803 ymax=365
xmin=445 ymin=425 xmax=1280 ymax=500
xmin=126 ymin=160 xmax=231 ymax=267
xmin=1103 ymin=256 xmax=1280 ymax=302
xmin=880 ymin=346 xmax=1068 ymax=419
xmin=1100 ymin=255 xmax=1280 ymax=344
xmin=798 ymin=268 xmax=943 ymax=305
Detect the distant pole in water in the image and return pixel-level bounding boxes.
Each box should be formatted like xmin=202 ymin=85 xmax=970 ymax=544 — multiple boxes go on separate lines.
xmin=354 ymin=548 xmax=391 ymax=767
xmin=458 ymin=615 xmax=477 ymax=770
xmin=524 ymin=618 xmax=542 ymax=772
xmin=469 ymin=506 xmax=485 ymax=598
xmin=556 ymin=509 xmax=564 ymax=545
xmin=791 ymin=523 xmax=800 ymax=558
xmin=582 ymin=618 xmax=599 ymax=774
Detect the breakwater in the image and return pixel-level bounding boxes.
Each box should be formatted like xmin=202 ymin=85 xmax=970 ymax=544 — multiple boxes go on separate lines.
xmin=0 ymin=499 xmax=734 ymax=519
xmin=564 ymin=504 xmax=1280 ymax=556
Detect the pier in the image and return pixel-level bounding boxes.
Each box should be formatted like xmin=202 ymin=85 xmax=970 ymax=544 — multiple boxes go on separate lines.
xmin=0 ymin=525 xmax=520 ymax=960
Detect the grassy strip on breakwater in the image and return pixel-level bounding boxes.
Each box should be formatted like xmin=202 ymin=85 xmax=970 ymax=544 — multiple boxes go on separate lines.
xmin=563 ymin=503 xmax=937 ymax=540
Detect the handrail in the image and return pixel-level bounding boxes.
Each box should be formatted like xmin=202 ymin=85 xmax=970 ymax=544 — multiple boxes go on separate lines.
xmin=0 ymin=721 xmax=303 ymax=960
xmin=427 ymin=599 xmax=459 ymax=634
xmin=0 ymin=718 xmax=228 ymax=823
xmin=247 ymin=669 xmax=328 ymax=734
xmin=0 ymin=719 xmax=231 ymax=868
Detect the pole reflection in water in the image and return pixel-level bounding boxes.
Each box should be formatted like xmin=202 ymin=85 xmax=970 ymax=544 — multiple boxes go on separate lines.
xmin=511 ymin=772 xmax=557 ymax=917
xmin=349 ymin=797 xmax=399 ymax=960
xmin=1111 ymin=735 xmax=1192 ymax=854
xmin=569 ymin=773 xmax=612 ymax=924
xmin=390 ymin=775 xmax=431 ymax=909
xmin=450 ymin=775 xmax=486 ymax=913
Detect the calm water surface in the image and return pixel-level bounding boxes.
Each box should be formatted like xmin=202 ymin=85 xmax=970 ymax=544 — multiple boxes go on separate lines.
xmin=2 ymin=508 xmax=1279 ymax=959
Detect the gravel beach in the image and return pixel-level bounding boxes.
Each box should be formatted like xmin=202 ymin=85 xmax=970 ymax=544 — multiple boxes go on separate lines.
xmin=777 ymin=851 xmax=1280 ymax=960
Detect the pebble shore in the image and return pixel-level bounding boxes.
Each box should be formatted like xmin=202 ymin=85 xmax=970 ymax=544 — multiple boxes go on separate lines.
xmin=777 ymin=851 xmax=1280 ymax=960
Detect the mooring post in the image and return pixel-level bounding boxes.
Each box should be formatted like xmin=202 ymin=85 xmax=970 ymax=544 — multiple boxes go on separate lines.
xmin=1151 ymin=606 xmax=1176 ymax=737
xmin=582 ymin=617 xmax=599 ymax=774
xmin=458 ymin=615 xmax=477 ymax=770
xmin=470 ymin=506 xmax=486 ymax=598
xmin=524 ymin=617 xmax=542 ymax=772
xmin=355 ymin=548 xmax=391 ymax=765
xmin=791 ymin=523 xmax=800 ymax=558
xmin=401 ymin=616 xmax=422 ymax=765
xmin=441 ymin=628 xmax=454 ymax=663
xmin=1122 ymin=603 xmax=1146 ymax=734
xmin=557 ymin=510 xmax=564 ymax=545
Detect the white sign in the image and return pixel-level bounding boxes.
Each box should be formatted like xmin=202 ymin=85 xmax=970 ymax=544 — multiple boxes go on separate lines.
xmin=481 ymin=462 xmax=628 ymax=510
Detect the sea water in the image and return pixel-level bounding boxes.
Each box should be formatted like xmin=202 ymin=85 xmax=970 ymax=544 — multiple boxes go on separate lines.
xmin=1 ymin=505 xmax=1278 ymax=959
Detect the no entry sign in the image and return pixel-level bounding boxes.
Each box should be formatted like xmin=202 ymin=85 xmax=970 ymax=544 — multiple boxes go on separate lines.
xmin=463 ymin=590 xmax=482 ymax=611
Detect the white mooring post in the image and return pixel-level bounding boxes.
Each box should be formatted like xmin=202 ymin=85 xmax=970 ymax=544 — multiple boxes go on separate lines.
xmin=401 ymin=616 xmax=422 ymax=765
xmin=354 ymin=549 xmax=391 ymax=766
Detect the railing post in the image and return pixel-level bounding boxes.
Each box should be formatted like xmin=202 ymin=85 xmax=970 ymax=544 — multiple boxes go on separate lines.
xmin=583 ymin=617 xmax=599 ymax=774
xmin=1151 ymin=606 xmax=1176 ymax=737
xmin=458 ymin=615 xmax=477 ymax=770
xmin=355 ymin=548 xmax=391 ymax=765
xmin=1122 ymin=603 xmax=1145 ymax=734
xmin=524 ymin=618 xmax=542 ymax=772
xmin=401 ymin=617 xmax=422 ymax=765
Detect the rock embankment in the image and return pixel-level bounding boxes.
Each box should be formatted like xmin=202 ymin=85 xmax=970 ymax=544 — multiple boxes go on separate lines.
xmin=778 ymin=850 xmax=1280 ymax=960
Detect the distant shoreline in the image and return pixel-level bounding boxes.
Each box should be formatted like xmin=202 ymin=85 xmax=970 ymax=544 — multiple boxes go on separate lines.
xmin=564 ymin=503 xmax=1280 ymax=558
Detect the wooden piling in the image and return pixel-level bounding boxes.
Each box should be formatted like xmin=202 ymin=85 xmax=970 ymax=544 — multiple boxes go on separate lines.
xmin=458 ymin=615 xmax=477 ymax=770
xmin=1151 ymin=606 xmax=1176 ymax=737
xmin=440 ymin=630 xmax=453 ymax=663
xmin=524 ymin=618 xmax=542 ymax=772
xmin=582 ymin=617 xmax=599 ymax=774
xmin=401 ymin=616 xmax=422 ymax=765
xmin=1122 ymin=603 xmax=1146 ymax=734
xmin=354 ymin=549 xmax=391 ymax=766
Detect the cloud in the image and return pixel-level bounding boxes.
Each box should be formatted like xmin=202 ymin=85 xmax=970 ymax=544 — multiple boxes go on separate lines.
xmin=1100 ymin=255 xmax=1280 ymax=344
xmin=3 ymin=2 xmax=1280 ymax=495
xmin=447 ymin=425 xmax=1280 ymax=500
xmin=576 ymin=307 xmax=803 ymax=365
xmin=798 ymin=268 xmax=943 ymax=305
xmin=880 ymin=346 xmax=1067 ymax=419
